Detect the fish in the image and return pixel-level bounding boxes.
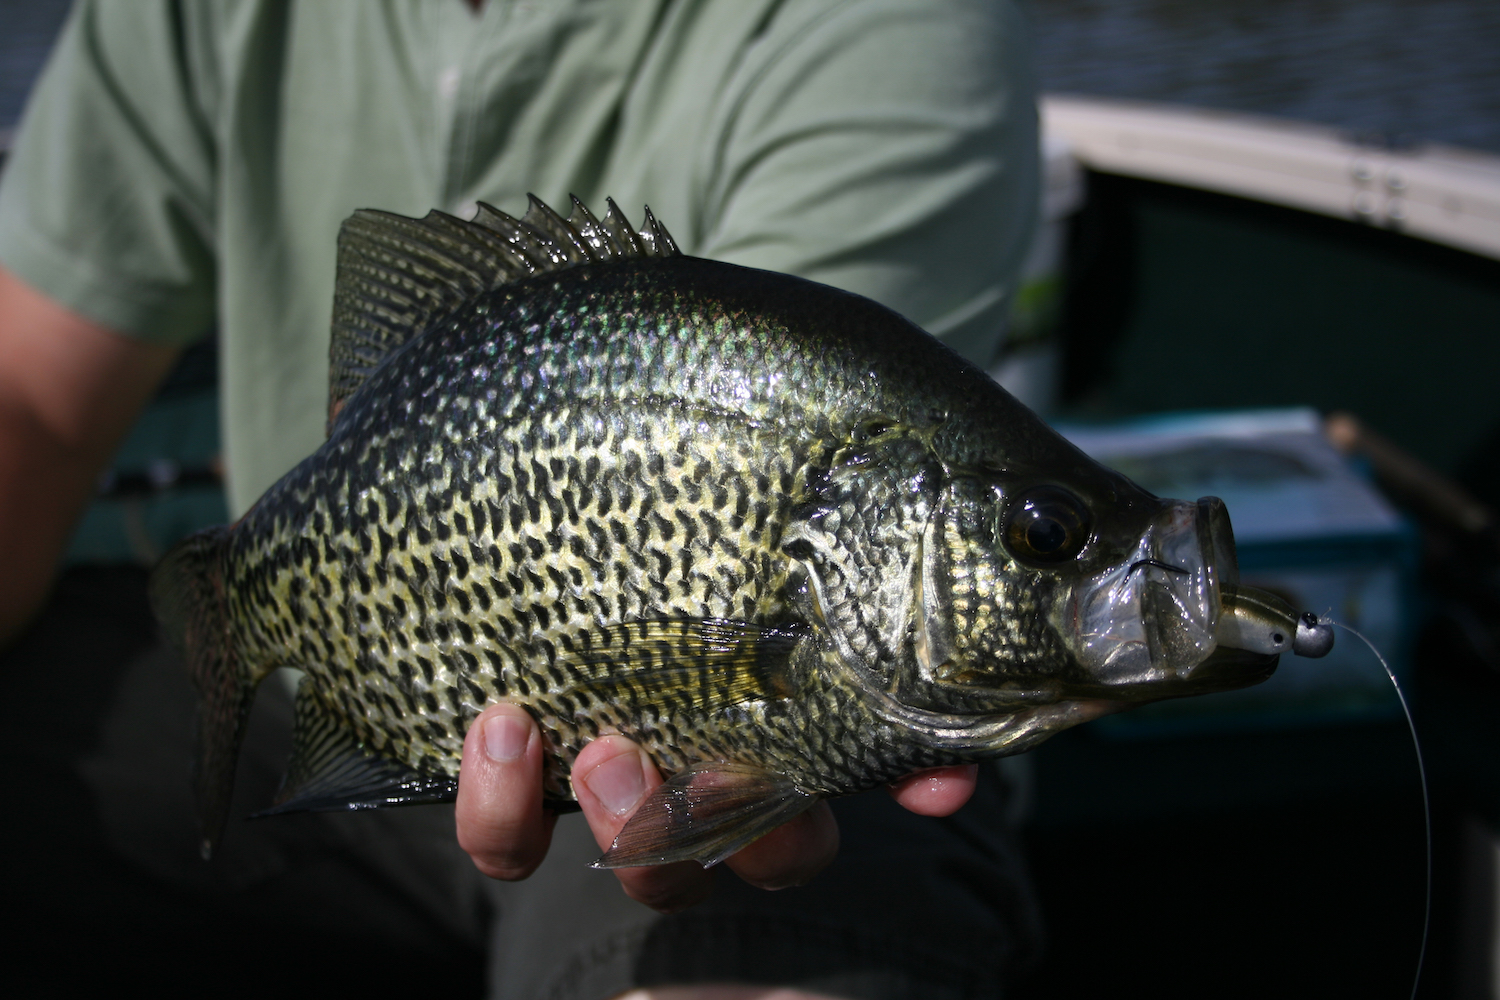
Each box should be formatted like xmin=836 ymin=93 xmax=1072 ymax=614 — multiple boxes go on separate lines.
xmin=150 ymin=195 xmax=1333 ymax=866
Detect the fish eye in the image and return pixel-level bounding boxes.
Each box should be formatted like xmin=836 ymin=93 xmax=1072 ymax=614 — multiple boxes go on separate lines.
xmin=1002 ymin=487 xmax=1092 ymax=564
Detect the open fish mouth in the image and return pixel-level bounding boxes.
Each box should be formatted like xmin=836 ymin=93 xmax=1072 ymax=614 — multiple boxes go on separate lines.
xmin=1060 ymin=495 xmax=1303 ymax=699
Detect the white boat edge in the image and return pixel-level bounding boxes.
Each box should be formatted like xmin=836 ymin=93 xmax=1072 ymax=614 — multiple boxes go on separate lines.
xmin=1041 ymin=92 xmax=1500 ymax=262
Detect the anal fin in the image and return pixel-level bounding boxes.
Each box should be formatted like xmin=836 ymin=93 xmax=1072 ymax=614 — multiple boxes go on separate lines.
xmin=256 ymin=678 xmax=457 ymax=816
xmin=592 ymin=762 xmax=818 ymax=869
xmin=150 ymin=525 xmax=248 ymax=859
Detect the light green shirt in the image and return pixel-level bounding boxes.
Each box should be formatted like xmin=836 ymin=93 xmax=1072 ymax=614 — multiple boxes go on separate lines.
xmin=0 ymin=0 xmax=1038 ymax=516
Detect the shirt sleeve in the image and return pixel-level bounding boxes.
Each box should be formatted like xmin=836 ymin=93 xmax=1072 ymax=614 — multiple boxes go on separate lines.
xmin=696 ymin=0 xmax=1040 ymax=370
xmin=0 ymin=0 xmax=218 ymax=345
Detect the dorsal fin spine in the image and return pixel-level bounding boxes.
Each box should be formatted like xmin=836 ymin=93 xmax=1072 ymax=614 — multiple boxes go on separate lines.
xmin=566 ymin=195 xmax=617 ymax=260
xmin=638 ymin=206 xmax=678 ymax=257
xmin=602 ymin=198 xmax=644 ymax=256
xmin=470 ymin=204 xmax=560 ymax=272
xmin=523 ymin=193 xmax=591 ymax=264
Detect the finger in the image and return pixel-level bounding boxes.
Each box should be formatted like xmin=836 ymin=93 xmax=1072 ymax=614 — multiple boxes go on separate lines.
xmin=574 ymin=736 xmax=713 ymax=913
xmin=455 ymin=703 xmax=556 ymax=880
xmin=724 ymin=800 xmax=839 ymax=890
xmin=887 ymin=764 xmax=979 ymax=816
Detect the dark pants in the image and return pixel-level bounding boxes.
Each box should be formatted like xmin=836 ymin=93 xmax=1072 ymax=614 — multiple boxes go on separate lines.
xmin=5 ymin=567 xmax=1039 ymax=999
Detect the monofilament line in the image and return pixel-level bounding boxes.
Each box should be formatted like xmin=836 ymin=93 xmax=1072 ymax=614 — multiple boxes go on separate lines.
xmin=1331 ymin=621 xmax=1430 ymax=1000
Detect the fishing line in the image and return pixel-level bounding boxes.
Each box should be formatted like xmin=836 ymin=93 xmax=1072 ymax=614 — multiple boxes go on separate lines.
xmin=1326 ymin=621 xmax=1430 ymax=1000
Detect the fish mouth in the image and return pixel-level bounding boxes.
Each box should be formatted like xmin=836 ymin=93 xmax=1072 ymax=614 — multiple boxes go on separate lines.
xmin=1174 ymin=643 xmax=1280 ymax=693
xmin=1059 ymin=495 xmax=1281 ymax=700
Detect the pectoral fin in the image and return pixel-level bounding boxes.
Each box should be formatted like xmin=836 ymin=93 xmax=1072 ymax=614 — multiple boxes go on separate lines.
xmin=563 ymin=618 xmax=808 ymax=714
xmin=592 ymin=761 xmax=818 ymax=869
xmin=256 ymin=679 xmax=457 ymax=816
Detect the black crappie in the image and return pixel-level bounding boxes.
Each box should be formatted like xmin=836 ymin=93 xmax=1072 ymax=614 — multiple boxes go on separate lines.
xmin=152 ymin=196 xmax=1332 ymax=865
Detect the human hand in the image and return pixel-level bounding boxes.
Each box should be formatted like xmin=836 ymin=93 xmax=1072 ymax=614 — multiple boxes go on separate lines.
xmin=455 ymin=703 xmax=978 ymax=913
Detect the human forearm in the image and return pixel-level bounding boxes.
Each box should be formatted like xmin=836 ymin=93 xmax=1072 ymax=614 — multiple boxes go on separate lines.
xmin=0 ymin=396 xmax=117 ymax=639
xmin=0 ymin=266 xmax=178 ymax=643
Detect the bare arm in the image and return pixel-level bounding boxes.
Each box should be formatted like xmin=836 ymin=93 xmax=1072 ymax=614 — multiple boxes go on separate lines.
xmin=0 ymin=265 xmax=179 ymax=643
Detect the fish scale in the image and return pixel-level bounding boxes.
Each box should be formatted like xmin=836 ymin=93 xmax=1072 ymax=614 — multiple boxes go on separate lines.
xmin=153 ymin=195 xmax=1326 ymax=867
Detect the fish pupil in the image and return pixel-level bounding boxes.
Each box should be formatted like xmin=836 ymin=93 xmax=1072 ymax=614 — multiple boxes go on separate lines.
xmin=1027 ymin=518 xmax=1068 ymax=553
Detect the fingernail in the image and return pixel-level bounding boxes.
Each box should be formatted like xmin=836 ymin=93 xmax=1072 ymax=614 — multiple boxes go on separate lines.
xmin=482 ymin=713 xmax=530 ymax=762
xmin=582 ymin=749 xmax=647 ymax=816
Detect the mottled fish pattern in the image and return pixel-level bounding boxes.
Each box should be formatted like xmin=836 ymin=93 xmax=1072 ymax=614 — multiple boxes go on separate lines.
xmin=153 ymin=197 xmax=1279 ymax=867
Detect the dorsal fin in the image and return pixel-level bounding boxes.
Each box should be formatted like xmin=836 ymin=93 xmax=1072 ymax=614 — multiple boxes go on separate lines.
xmin=327 ymin=195 xmax=680 ymax=431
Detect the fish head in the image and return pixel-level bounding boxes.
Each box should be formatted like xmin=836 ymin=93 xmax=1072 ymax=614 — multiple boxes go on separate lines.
xmin=986 ymin=479 xmax=1278 ymax=702
xmin=907 ymin=447 xmax=1284 ymax=708
xmin=783 ymin=414 xmax=1323 ymax=748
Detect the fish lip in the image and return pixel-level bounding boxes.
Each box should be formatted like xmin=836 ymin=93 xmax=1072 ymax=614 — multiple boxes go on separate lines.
xmin=1064 ymin=646 xmax=1280 ymax=704
xmin=1063 ymin=498 xmax=1223 ymax=685
xmin=1194 ymin=496 xmax=1238 ymax=621
xmin=1182 ymin=645 xmax=1280 ymax=690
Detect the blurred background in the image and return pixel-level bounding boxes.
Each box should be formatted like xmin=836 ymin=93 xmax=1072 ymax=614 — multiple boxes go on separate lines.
xmin=3 ymin=1 xmax=1498 ymax=997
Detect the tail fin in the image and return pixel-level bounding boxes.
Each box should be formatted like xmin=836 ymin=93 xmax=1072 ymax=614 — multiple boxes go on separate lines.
xmin=149 ymin=526 xmax=251 ymax=859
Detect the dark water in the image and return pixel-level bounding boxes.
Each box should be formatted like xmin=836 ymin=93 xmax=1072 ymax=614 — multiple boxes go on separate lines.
xmin=1029 ymin=0 xmax=1500 ymax=152
xmin=4 ymin=1 xmax=1500 ymax=152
